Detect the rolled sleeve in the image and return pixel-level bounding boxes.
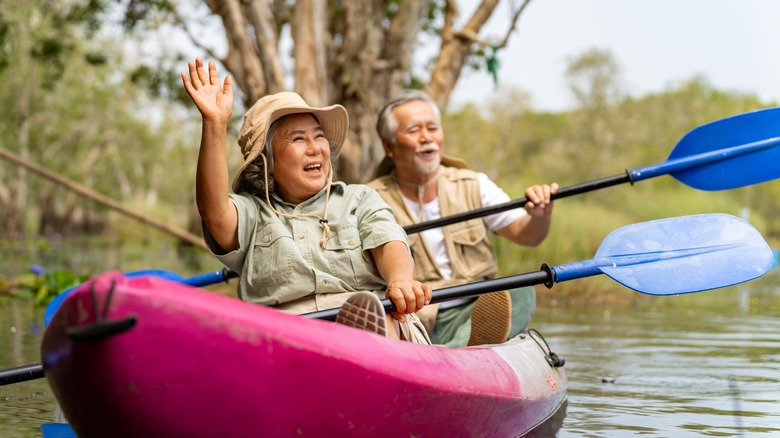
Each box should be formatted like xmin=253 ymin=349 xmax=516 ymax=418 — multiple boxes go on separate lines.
xmin=356 ymin=187 xmax=410 ymax=252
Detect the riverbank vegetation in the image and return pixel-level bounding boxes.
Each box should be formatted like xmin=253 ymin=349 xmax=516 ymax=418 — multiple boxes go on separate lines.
xmin=0 ymin=2 xmax=777 ymax=304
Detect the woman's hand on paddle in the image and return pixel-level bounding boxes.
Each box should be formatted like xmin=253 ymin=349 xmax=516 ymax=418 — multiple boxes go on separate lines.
xmin=385 ymin=280 xmax=432 ymax=323
xmin=370 ymin=241 xmax=431 ymax=322
xmin=182 ymin=58 xmax=234 ymax=123
xmin=524 ymin=182 xmax=558 ymax=217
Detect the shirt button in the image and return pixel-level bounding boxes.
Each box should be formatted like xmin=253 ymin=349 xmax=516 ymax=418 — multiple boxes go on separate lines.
xmin=470 ymin=233 xmax=476 ymax=241
xmin=264 ymin=235 xmax=271 ymax=243
xmin=320 ymin=279 xmax=327 ymax=286
xmin=347 ymin=239 xmax=355 ymax=246
xmin=298 ymin=233 xmax=305 ymax=239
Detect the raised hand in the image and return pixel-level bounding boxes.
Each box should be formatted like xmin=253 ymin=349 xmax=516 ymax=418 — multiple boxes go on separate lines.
xmin=181 ymin=58 xmax=234 ymax=122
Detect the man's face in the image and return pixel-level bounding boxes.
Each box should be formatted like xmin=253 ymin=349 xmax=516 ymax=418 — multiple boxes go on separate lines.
xmin=386 ymin=100 xmax=444 ymax=180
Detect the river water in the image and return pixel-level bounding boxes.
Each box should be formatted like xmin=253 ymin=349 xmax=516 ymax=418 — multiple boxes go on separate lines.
xmin=1 ymin=270 xmax=778 ymax=437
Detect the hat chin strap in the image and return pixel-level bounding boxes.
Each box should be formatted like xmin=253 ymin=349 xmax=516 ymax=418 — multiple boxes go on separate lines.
xmin=391 ymin=166 xmax=443 ymax=223
xmin=261 ymin=153 xmax=333 ymax=249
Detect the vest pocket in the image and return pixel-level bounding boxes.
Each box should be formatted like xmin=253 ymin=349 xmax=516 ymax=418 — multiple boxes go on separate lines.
xmin=449 ymin=223 xmax=496 ymax=278
xmin=249 ymin=223 xmax=293 ymax=289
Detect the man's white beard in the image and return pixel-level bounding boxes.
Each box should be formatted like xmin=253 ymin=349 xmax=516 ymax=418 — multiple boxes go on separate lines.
xmin=413 ymin=149 xmax=441 ymax=176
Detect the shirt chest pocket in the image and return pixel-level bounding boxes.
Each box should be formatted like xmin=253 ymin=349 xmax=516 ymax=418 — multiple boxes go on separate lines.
xmin=323 ymin=225 xmax=365 ymax=287
xmin=448 ymin=222 xmax=495 ymax=279
xmin=249 ymin=223 xmax=293 ymax=289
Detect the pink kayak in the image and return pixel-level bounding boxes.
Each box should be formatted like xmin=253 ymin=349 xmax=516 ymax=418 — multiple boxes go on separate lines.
xmin=42 ymin=272 xmax=567 ymax=437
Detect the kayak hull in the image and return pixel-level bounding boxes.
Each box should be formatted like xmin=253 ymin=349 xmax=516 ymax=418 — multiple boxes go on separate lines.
xmin=42 ymin=272 xmax=567 ymax=437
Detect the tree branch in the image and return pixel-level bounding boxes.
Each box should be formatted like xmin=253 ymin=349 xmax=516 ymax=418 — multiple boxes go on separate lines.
xmin=427 ymin=0 xmax=499 ymax=108
xmin=379 ymin=0 xmax=429 ymax=97
xmin=441 ymin=0 xmax=459 ymax=40
xmin=454 ymin=0 xmax=533 ymax=48
xmin=244 ymin=0 xmax=286 ymax=92
xmin=498 ymin=0 xmax=533 ymax=48
xmin=292 ymin=0 xmax=328 ymax=105
xmin=206 ymin=0 xmax=268 ymax=104
xmin=427 ymin=0 xmax=533 ymax=108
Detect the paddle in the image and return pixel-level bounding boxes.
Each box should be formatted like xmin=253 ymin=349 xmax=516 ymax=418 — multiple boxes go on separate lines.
xmin=306 ymin=213 xmax=773 ymax=320
xmin=29 ymin=108 xmax=778 ymax=326
xmin=403 ymin=107 xmax=780 ymax=234
xmin=1 ymin=213 xmax=771 ymax=386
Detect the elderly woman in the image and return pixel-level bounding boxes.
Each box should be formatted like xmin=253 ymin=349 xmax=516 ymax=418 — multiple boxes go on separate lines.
xmin=181 ymin=58 xmax=431 ymax=342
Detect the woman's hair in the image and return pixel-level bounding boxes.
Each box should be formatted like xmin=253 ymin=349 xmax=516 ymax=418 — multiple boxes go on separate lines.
xmin=375 ymin=90 xmax=442 ymax=144
xmin=240 ymin=114 xmax=339 ymax=198
xmin=241 ymin=120 xmax=278 ymax=196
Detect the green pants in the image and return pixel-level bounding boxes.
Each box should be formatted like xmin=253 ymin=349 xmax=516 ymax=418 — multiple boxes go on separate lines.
xmin=429 ymin=286 xmax=536 ymax=348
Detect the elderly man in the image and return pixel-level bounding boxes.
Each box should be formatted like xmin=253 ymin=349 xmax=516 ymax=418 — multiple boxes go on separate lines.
xmin=368 ymin=90 xmax=557 ymax=347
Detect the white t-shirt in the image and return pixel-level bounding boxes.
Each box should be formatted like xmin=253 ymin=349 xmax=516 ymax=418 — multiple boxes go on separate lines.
xmin=402 ymin=172 xmax=524 ymax=280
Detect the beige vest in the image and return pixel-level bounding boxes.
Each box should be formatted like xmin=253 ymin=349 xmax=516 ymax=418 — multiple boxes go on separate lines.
xmin=368 ymin=166 xmax=498 ymax=289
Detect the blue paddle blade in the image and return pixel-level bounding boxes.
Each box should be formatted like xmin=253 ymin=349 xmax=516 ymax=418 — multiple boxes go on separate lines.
xmin=553 ymin=214 xmax=772 ymax=295
xmin=666 ymin=107 xmax=780 ymax=190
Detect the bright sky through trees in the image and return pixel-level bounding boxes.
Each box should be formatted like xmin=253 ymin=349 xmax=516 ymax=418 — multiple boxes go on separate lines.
xmin=451 ymin=0 xmax=780 ymax=111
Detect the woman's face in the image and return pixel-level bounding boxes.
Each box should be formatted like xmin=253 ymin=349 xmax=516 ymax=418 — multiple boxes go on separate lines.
xmin=271 ymin=113 xmax=331 ymax=204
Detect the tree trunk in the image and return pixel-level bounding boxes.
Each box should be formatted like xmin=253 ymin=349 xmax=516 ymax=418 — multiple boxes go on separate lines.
xmin=207 ymin=0 xmax=270 ymax=104
xmin=292 ymin=0 xmax=328 ymax=106
xmin=243 ymin=0 xmax=286 ymax=96
xmin=189 ymin=0 xmax=526 ymax=183
xmin=330 ymin=0 xmax=386 ymax=182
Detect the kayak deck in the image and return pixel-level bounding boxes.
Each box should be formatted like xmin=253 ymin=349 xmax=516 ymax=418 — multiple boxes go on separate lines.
xmin=42 ymin=272 xmax=567 ymax=437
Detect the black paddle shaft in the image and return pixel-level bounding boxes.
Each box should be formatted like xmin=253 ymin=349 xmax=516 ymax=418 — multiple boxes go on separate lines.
xmin=0 ymin=362 xmax=44 ymax=385
xmin=219 ymin=173 xmax=633 ymax=281
xmin=403 ymin=171 xmax=633 ymax=235
xmin=304 ymin=268 xmax=554 ymax=321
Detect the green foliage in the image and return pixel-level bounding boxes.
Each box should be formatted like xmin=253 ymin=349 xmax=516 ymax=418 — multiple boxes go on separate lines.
xmin=420 ymin=0 xmax=446 ymax=35
xmin=0 ymin=1 xmax=107 ymax=87
xmin=0 ymin=266 xmax=88 ymax=305
xmin=566 ymin=48 xmax=623 ymax=108
xmin=443 ymin=48 xmax=779 ymax=300
xmin=129 ymin=54 xmax=200 ymax=103
xmin=0 ymin=0 xmax=203 ymax=237
xmin=1 ymin=2 xmax=776 ymax=305
xmin=115 ymin=0 xmax=177 ymax=32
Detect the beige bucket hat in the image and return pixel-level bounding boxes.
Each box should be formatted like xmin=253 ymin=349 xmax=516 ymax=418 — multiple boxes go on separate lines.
xmin=233 ymin=91 xmax=349 ymax=193
xmin=373 ymin=154 xmax=469 ymax=179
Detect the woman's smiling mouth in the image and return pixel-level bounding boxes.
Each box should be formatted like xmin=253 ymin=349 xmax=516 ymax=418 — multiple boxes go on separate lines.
xmin=304 ymin=162 xmax=323 ymax=173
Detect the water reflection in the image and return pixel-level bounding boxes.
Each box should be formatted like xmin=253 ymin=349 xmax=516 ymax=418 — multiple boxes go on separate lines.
xmin=0 ymin=268 xmax=778 ymax=436
xmin=535 ymin=269 xmax=780 ymax=437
